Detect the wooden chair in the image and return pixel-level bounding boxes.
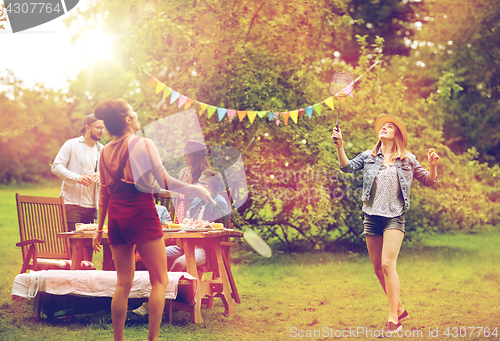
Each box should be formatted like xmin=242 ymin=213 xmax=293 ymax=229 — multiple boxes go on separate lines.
xmin=155 ymin=189 xmax=179 ymax=220
xmin=16 ymin=193 xmax=73 ymax=274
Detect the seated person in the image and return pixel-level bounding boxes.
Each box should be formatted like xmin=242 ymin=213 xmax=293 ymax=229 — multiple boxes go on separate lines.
xmin=156 ymin=203 xmax=172 ymax=224
xmin=168 ymin=170 xmax=230 ymax=272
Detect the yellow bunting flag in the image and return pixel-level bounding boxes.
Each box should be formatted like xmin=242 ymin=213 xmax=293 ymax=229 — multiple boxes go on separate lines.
xmin=237 ymin=111 xmax=247 ymax=122
xmin=184 ymin=98 xmax=194 ymax=110
xmin=313 ymin=103 xmax=322 ymax=116
xmin=257 ymin=111 xmax=268 ymax=118
xmin=324 ymin=97 xmax=335 ymax=111
xmin=149 ymin=75 xmax=158 ymax=89
xmin=207 ymin=106 xmax=217 ymax=119
xmin=247 ymin=111 xmax=257 ymax=124
xmin=289 ymin=110 xmax=299 ymax=124
xmin=155 ymin=81 xmax=165 ymax=94
xmin=198 ymin=103 xmax=208 ymax=116
xmin=162 ymin=87 xmax=172 ymax=100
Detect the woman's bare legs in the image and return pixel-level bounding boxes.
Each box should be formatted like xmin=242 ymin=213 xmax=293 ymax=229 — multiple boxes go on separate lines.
xmin=365 ymin=230 xmax=405 ymax=323
xmin=110 ymin=243 xmax=135 ymax=341
xmin=137 ymin=238 xmax=169 ymax=341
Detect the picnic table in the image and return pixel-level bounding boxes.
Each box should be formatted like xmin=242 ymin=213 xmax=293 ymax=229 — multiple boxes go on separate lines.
xmin=57 ymin=228 xmax=243 ymax=323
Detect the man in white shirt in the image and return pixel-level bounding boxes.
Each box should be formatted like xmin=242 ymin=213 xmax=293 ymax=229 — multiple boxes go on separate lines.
xmin=52 ymin=114 xmax=105 ymax=231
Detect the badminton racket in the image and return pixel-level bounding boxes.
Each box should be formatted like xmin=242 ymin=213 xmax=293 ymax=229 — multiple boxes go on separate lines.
xmin=243 ymin=229 xmax=272 ymax=258
xmin=329 ymin=69 xmax=354 ymax=144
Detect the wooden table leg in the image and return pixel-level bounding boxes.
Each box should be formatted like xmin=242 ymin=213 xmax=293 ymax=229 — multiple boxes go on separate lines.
xmin=182 ymin=239 xmax=203 ymax=323
xmin=211 ymin=239 xmax=235 ymax=316
xmin=71 ymin=239 xmax=85 ymax=270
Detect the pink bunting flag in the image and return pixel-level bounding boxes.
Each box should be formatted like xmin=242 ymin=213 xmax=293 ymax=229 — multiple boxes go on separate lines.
xmin=178 ymin=95 xmax=187 ymax=108
xmin=227 ymin=110 xmax=237 ymax=123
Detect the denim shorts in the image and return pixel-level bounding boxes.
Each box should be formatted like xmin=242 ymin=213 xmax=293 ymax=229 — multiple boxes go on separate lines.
xmin=362 ymin=212 xmax=406 ymax=237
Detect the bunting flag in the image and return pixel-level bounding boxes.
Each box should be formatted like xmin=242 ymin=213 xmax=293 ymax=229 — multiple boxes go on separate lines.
xmin=155 ymin=81 xmax=165 ymax=94
xmin=227 ymin=110 xmax=237 ymax=123
xmin=305 ymin=106 xmax=313 ymax=119
xmin=217 ymin=108 xmax=227 ymax=121
xmin=324 ymin=97 xmax=335 ymax=110
xmin=268 ymin=112 xmax=275 ymax=121
xmin=198 ymin=103 xmax=209 ymax=116
xmin=237 ymin=111 xmax=247 ymax=122
xmin=290 ymin=110 xmax=298 ymax=124
xmin=170 ymin=91 xmax=180 ymax=104
xmin=298 ymin=108 xmax=305 ymax=119
xmin=281 ymin=112 xmax=290 ymax=126
xmin=178 ymin=95 xmax=187 ymax=108
xmin=313 ymin=103 xmax=322 ymax=116
xmin=207 ymin=106 xmax=217 ymax=119
xmin=257 ymin=111 xmax=268 ymax=118
xmin=247 ymin=111 xmax=257 ymax=124
xmin=162 ymin=87 xmax=172 ymax=100
xmin=184 ymin=98 xmax=194 ymax=110
xmin=149 ymin=75 xmax=158 ymax=89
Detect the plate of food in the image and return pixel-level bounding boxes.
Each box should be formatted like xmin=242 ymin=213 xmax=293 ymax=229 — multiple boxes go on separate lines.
xmin=162 ymin=228 xmax=181 ymax=232
xmin=183 ymin=227 xmax=212 ymax=232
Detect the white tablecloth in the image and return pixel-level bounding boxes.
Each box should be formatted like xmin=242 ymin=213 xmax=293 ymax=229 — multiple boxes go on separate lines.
xmin=12 ymin=270 xmax=197 ymax=300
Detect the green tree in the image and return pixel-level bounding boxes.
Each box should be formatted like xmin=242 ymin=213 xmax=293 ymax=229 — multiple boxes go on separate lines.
xmin=0 ymin=71 xmax=73 ymax=183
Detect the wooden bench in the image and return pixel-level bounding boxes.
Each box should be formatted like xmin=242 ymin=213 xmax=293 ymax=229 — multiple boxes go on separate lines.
xmin=11 ymin=270 xmax=198 ymax=322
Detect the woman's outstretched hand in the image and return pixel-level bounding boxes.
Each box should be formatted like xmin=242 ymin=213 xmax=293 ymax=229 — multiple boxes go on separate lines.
xmin=193 ymin=185 xmax=217 ymax=206
xmin=331 ymin=127 xmax=343 ymax=146
xmin=428 ymin=149 xmax=440 ymax=167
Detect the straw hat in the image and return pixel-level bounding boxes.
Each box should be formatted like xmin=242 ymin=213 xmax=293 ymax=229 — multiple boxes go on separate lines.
xmin=374 ymin=115 xmax=408 ymax=147
xmin=183 ymin=140 xmax=208 ymax=155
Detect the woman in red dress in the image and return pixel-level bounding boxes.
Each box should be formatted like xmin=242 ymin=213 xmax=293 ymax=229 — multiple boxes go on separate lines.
xmin=92 ymin=99 xmax=214 ymax=341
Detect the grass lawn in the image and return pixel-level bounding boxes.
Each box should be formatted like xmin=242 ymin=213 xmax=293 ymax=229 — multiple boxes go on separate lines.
xmin=1 ymin=185 xmax=499 ymax=340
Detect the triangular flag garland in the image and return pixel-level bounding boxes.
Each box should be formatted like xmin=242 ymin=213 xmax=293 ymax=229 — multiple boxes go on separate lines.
xmin=146 ymin=74 xmax=355 ymax=127
xmin=207 ymin=106 xmax=217 ymax=119
xmin=170 ymin=91 xmax=180 ymax=104
xmin=178 ymin=95 xmax=187 ymax=108
xmin=237 ymin=111 xmax=247 ymax=122
xmin=227 ymin=110 xmax=237 ymax=123
xmin=217 ymin=108 xmax=228 ymax=121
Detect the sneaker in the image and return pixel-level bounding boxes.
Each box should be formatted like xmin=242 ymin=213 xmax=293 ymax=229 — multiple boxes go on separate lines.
xmin=132 ymin=302 xmax=149 ymax=316
xmin=386 ymin=321 xmax=402 ymax=333
xmin=398 ymin=310 xmax=409 ymax=322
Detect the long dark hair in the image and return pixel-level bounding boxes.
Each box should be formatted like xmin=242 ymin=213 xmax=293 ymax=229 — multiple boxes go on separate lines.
xmin=94 ymin=98 xmax=130 ymax=136
xmin=190 ymin=153 xmax=212 ymax=184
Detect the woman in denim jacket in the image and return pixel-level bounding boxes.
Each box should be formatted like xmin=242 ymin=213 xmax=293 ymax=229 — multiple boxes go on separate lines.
xmin=332 ymin=115 xmax=440 ymax=332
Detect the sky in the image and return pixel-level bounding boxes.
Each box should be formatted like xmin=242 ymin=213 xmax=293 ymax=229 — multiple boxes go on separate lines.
xmin=0 ymin=1 xmax=98 ymax=91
